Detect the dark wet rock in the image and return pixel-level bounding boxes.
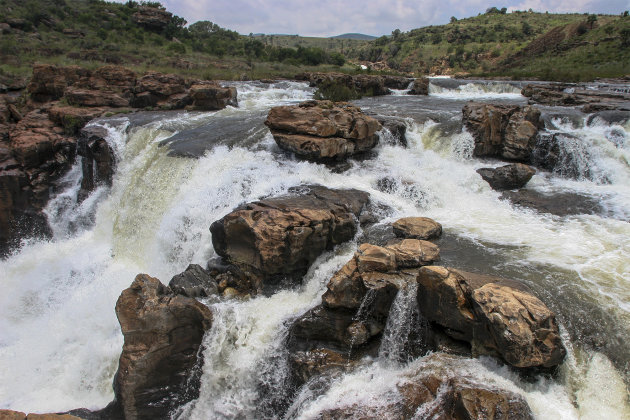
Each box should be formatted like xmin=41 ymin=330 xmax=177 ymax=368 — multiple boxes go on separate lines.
xmin=296 ymin=72 xmax=390 ymax=97
xmin=382 ymin=76 xmax=413 ymax=90
xmin=47 ymin=106 xmax=107 ymax=135
xmin=113 ymin=274 xmax=212 ymax=420
xmin=501 ymin=189 xmax=604 ymax=217
xmin=392 ymin=217 xmax=442 ymax=240
xmin=168 ymin=264 xmax=218 ymax=298
xmin=463 ymin=103 xmax=543 ymax=162
xmin=210 ymin=185 xmax=370 ymax=292
xmin=77 ymin=125 xmax=115 ymax=200
xmin=530 ymin=132 xmax=601 ymax=180
xmin=265 ymin=100 xmax=381 ymax=162
xmin=132 ymin=5 xmax=172 ymax=31
xmin=416 ymin=266 xmax=566 ymax=368
xmin=477 ymin=163 xmax=536 ymax=191
xmin=407 ymin=77 xmax=430 ymax=95
xmin=375 ymin=116 xmax=407 ymax=147
xmin=289 ymin=348 xmax=357 ymax=387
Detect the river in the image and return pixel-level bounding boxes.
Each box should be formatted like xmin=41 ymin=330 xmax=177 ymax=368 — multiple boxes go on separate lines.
xmin=0 ymin=79 xmax=629 ymax=419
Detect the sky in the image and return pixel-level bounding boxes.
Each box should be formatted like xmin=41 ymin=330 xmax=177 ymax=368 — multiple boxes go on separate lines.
xmin=119 ymin=0 xmax=630 ymax=37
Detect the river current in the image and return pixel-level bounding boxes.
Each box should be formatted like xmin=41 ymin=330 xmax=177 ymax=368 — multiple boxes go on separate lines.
xmin=1 ymin=79 xmax=629 ymax=419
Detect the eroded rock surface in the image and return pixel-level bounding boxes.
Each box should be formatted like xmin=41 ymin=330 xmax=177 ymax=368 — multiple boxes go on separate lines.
xmin=477 ymin=163 xmax=536 ymax=190
xmin=408 ymin=77 xmax=430 ymax=95
xmin=265 ymin=100 xmax=381 ymax=161
xmin=392 ymin=217 xmax=442 ymax=240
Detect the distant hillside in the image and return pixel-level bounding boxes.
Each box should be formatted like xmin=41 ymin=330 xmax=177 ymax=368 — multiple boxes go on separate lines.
xmin=0 ymin=0 xmax=352 ymax=83
xmin=351 ymin=10 xmax=630 ymax=81
xmin=253 ymin=34 xmax=371 ymax=54
xmin=331 ymin=33 xmax=377 ymax=40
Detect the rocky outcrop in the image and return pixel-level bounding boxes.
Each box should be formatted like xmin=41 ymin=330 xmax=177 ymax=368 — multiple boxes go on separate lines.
xmin=477 ymin=163 xmax=536 ymax=190
xmin=522 ymin=83 xmax=630 ymax=112
xmin=296 ymin=72 xmax=391 ymax=97
xmin=392 ymin=217 xmax=442 ymax=240
xmin=210 ymin=185 xmax=370 ymax=292
xmin=383 ymin=76 xmax=413 ymax=90
xmin=416 ymin=267 xmax=566 ymax=368
xmin=265 ymin=100 xmax=381 ymax=161
xmin=168 ymin=264 xmax=219 ymax=298
xmin=408 ymin=77 xmax=430 ymax=95
xmin=112 ymin=274 xmax=212 ymax=420
xmin=462 ymin=103 xmax=543 ymax=162
xmin=289 ymin=240 xmax=440 ymax=385
xmin=0 ymin=411 xmax=81 ymax=420
xmin=132 ymin=6 xmax=173 ymax=31
xmin=188 ymin=83 xmax=238 ymax=110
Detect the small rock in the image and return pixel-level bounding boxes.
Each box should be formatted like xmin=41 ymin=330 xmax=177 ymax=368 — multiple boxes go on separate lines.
xmin=169 ymin=264 xmax=218 ymax=297
xmin=477 ymin=163 xmax=536 ymax=190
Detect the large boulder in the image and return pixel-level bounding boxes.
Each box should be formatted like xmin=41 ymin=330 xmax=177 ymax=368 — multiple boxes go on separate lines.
xmin=477 ymin=163 xmax=536 ymax=190
xmin=27 ymin=64 xmax=90 ymax=102
xmin=210 ymin=185 xmax=370 ymax=290
xmin=265 ymin=100 xmax=381 ymax=161
xmin=77 ymin=125 xmax=116 ymax=200
xmin=462 ymin=103 xmax=543 ymax=162
xmin=188 ymin=83 xmax=237 ymax=110
xmin=416 ymin=267 xmax=566 ymax=368
xmin=113 ymin=274 xmax=213 ymax=420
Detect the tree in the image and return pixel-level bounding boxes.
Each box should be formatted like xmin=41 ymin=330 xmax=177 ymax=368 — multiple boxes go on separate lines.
xmin=587 ymin=14 xmax=597 ymax=28
xmin=450 ymin=16 xmax=457 ymax=23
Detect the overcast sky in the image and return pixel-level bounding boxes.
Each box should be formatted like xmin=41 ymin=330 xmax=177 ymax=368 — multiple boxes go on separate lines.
xmin=120 ymin=0 xmax=630 ymax=37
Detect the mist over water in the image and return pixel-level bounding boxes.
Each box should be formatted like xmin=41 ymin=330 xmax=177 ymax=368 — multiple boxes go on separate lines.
xmin=1 ymin=80 xmax=629 ymax=418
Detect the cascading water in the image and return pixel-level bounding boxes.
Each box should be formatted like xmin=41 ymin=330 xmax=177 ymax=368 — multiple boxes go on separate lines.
xmin=1 ymin=80 xmax=629 ymax=419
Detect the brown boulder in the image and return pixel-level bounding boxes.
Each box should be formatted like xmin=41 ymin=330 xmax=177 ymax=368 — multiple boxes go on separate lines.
xmin=27 ymin=64 xmax=90 ymax=102
xmin=392 ymin=217 xmax=442 ymax=240
xmin=477 ymin=163 xmax=536 ymax=191
xmin=210 ymin=185 xmax=369 ymax=290
xmin=265 ymin=100 xmax=381 ymax=161
xmin=408 ymin=77 xmax=430 ymax=95
xmin=463 ymin=102 xmax=543 ymax=162
xmin=113 ymin=274 xmax=212 ymax=420
xmin=64 ymin=88 xmax=129 ymax=108
xmin=188 ymin=83 xmax=238 ymax=110
xmin=47 ymin=105 xmax=108 ymax=135
xmin=0 ymin=411 xmax=81 ymax=420
xmin=416 ymin=267 xmax=566 ymax=368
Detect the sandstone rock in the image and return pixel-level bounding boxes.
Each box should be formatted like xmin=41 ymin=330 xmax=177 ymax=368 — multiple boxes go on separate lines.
xmin=113 ymin=274 xmax=212 ymax=420
xmin=352 ymin=74 xmax=390 ymax=96
xmin=64 ymin=88 xmax=129 ymax=108
xmin=210 ymin=185 xmax=369 ymax=288
xmin=168 ymin=264 xmax=218 ymax=297
xmin=132 ymin=6 xmax=172 ymax=31
xmin=0 ymin=411 xmax=82 ymax=420
xmin=392 ymin=217 xmax=442 ymax=240
xmin=386 ymin=239 xmax=440 ymax=268
xmin=48 ymin=105 xmax=107 ymax=135
xmin=27 ymin=64 xmax=90 ymax=102
xmin=90 ymin=65 xmax=137 ymax=91
xmin=408 ymin=77 xmax=430 ymax=95
xmin=188 ymin=83 xmax=238 ymax=110
xmin=297 ymin=72 xmax=391 ymax=97
xmin=416 ymin=267 xmax=566 ymax=368
xmin=375 ymin=116 xmax=407 ymax=147
xmin=289 ymin=348 xmax=356 ymax=387
xmin=477 ymin=163 xmax=536 ymax=190
xmin=265 ymin=100 xmax=381 ymax=161
xmin=462 ymin=103 xmax=543 ymax=162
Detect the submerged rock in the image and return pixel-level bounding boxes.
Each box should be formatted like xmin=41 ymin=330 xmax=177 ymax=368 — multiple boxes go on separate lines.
xmin=477 ymin=163 xmax=536 ymax=190
xmin=112 ymin=274 xmax=213 ymax=420
xmin=265 ymin=100 xmax=381 ymax=161
xmin=417 ymin=267 xmax=566 ymax=368
xmin=210 ymin=185 xmax=370 ymax=292
xmin=500 ymin=189 xmax=604 ymax=217
xmin=462 ymin=102 xmax=543 ymax=162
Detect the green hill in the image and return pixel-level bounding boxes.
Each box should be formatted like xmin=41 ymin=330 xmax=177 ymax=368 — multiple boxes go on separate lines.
xmin=351 ymin=10 xmax=630 ymax=81
xmin=331 ymin=33 xmax=377 ymax=40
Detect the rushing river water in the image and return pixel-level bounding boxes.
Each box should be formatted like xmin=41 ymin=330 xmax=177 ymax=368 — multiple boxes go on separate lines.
xmin=1 ymin=79 xmax=629 ymax=419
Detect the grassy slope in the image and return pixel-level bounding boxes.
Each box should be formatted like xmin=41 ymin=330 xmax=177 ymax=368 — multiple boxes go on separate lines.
xmin=352 ymin=11 xmax=630 ymax=81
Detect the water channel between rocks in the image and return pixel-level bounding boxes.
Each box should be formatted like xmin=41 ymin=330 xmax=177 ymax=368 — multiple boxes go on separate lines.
xmin=1 ymin=79 xmax=629 ymax=419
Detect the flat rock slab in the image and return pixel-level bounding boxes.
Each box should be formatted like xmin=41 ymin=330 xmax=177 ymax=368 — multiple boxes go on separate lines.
xmin=501 ymin=189 xmax=604 ymax=217
xmin=392 ymin=217 xmax=442 ymax=240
